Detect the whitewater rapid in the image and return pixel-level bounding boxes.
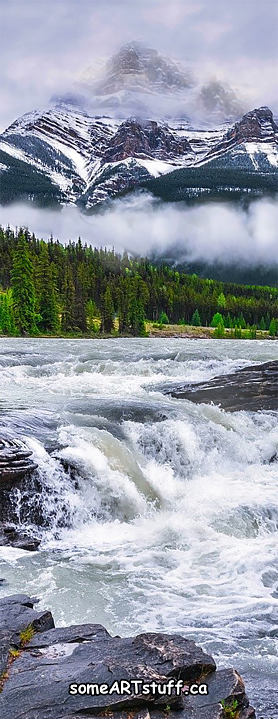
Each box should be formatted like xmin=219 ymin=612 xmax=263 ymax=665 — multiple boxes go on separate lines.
xmin=0 ymin=337 xmax=277 ymax=715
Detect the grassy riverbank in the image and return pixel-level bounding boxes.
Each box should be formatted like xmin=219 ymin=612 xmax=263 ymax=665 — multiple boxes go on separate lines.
xmin=0 ymin=322 xmax=273 ymax=341
xmin=146 ymin=322 xmax=271 ymax=339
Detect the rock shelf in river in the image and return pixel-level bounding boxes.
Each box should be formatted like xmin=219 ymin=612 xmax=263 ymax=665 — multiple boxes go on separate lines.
xmin=162 ymin=360 xmax=278 ymax=412
xmin=0 ymin=594 xmax=255 ymax=719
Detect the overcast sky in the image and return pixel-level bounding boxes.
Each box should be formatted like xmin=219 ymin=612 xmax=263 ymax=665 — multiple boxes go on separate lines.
xmin=0 ymin=0 xmax=278 ymax=130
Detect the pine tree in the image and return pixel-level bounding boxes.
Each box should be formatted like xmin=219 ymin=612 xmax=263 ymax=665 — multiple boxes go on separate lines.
xmin=11 ymin=234 xmax=38 ymax=335
xmin=269 ymin=318 xmax=277 ymax=336
xmin=191 ymin=309 xmax=201 ymax=326
xmin=86 ymin=300 xmax=98 ymax=333
xmin=117 ymin=278 xmax=130 ymax=334
xmin=74 ymin=263 xmax=88 ymax=332
xmin=217 ymin=292 xmax=226 ymax=309
xmin=101 ymin=284 xmax=114 ymax=334
xmin=129 ymin=277 xmax=147 ymax=336
xmin=37 ymin=243 xmax=59 ymax=333
xmin=0 ymin=291 xmax=16 ymax=335
xmin=265 ymin=313 xmax=271 ymax=329
xmin=238 ymin=312 xmax=246 ymax=329
xmin=61 ymin=263 xmax=75 ymax=333
xmin=130 ymin=296 xmax=146 ymax=336
xmin=226 ymin=313 xmax=232 ymax=328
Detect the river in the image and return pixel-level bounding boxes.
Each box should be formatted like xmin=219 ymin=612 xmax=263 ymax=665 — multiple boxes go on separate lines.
xmin=0 ymin=337 xmax=277 ymax=716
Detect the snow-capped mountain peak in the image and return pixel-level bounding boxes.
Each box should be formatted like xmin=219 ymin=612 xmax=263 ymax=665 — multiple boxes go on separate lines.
xmin=0 ymin=41 xmax=277 ymax=211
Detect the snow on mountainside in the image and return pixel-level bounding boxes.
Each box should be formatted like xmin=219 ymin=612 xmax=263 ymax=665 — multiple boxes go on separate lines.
xmin=145 ymin=107 xmax=278 ymax=204
xmin=1 ymin=107 xmax=118 ymax=192
xmin=1 ymin=103 xmax=278 ymax=208
xmin=197 ymin=106 xmax=278 ymax=167
xmin=0 ymin=43 xmax=277 ymax=209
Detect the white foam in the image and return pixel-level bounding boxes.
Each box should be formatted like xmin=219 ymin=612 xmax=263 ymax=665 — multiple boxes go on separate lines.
xmin=0 ymin=337 xmax=277 ymax=665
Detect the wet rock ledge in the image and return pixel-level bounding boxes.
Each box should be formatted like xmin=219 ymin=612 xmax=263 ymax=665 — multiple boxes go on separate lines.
xmin=162 ymin=360 xmax=278 ymax=412
xmin=0 ymin=435 xmax=40 ymax=551
xmin=0 ymin=594 xmax=255 ymax=719
xmin=0 ymin=437 xmax=38 ymax=484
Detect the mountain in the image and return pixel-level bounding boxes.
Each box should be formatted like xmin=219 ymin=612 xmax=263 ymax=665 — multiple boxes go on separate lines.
xmin=0 ymin=43 xmax=277 ymax=210
xmin=92 ymin=41 xmax=194 ymax=95
xmin=1 ymin=104 xmax=277 ymax=209
xmin=146 ymin=106 xmax=278 ymax=202
xmin=79 ymin=42 xmax=243 ymax=119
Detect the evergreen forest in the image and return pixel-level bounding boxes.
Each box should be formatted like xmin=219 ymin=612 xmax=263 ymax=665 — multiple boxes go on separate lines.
xmin=0 ymin=227 xmax=277 ymax=338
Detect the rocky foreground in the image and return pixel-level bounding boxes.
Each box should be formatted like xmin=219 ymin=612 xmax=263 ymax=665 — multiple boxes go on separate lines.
xmin=0 ymin=594 xmax=255 ymax=719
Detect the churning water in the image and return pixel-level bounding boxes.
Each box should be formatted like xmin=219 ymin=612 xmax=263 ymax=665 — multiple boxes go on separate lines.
xmin=0 ymin=337 xmax=277 ymax=716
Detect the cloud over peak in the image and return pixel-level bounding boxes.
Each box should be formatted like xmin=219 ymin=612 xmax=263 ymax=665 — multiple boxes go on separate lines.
xmin=0 ymin=0 xmax=277 ymax=130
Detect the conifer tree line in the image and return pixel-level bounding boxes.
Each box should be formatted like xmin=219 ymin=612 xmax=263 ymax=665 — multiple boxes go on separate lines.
xmin=0 ymin=226 xmax=277 ymax=337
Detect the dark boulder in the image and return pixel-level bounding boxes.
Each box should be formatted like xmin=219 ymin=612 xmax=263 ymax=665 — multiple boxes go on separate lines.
xmin=0 ymin=594 xmax=255 ymax=719
xmin=182 ymin=668 xmax=255 ymax=717
xmin=27 ymin=623 xmax=112 ymax=647
xmin=0 ymin=595 xmax=54 ymax=685
xmin=0 ymin=594 xmax=54 ymax=650
xmin=0 ymin=525 xmax=40 ymax=551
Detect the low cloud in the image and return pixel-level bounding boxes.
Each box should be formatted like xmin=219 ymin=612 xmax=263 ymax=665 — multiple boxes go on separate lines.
xmin=1 ymin=194 xmax=278 ymax=267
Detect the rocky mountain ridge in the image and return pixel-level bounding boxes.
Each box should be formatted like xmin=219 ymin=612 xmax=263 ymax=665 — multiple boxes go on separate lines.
xmin=1 ymin=42 xmax=277 ymax=209
xmin=0 ymin=95 xmax=277 ymax=208
xmin=200 ymin=105 xmax=278 ymax=165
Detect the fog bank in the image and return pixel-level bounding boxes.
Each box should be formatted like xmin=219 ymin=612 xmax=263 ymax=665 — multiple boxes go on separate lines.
xmin=1 ymin=194 xmax=278 ymax=268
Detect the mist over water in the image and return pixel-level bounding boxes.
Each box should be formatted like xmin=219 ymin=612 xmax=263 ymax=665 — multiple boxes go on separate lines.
xmin=2 ymin=194 xmax=278 ymax=268
xmin=0 ymin=337 xmax=277 ymax=715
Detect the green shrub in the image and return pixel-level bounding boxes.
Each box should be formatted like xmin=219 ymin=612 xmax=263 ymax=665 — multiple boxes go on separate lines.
xmin=211 ymin=312 xmax=224 ymax=327
xmin=159 ymin=311 xmax=169 ymax=324
xmin=214 ymin=321 xmax=225 ymax=338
